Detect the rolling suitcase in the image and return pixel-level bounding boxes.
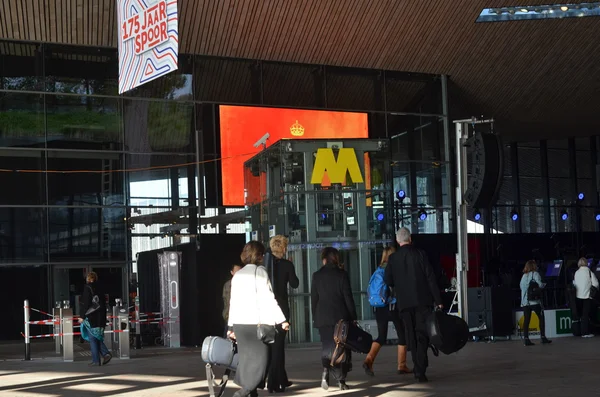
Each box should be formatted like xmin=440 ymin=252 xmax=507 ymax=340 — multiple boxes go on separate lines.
xmin=333 ymin=320 xmax=373 ymax=354
xmin=426 ymin=310 xmax=469 ymax=355
xmin=201 ymin=336 xmax=238 ymax=397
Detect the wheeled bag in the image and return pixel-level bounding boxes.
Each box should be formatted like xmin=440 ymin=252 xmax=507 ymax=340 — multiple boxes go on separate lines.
xmin=201 ymin=336 xmax=239 ymax=397
xmin=426 ymin=310 xmax=469 ymax=355
xmin=333 ymin=319 xmax=373 ymax=354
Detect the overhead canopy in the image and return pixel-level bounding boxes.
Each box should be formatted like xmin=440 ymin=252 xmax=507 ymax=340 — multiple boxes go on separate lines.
xmin=1 ymin=0 xmax=598 ymax=141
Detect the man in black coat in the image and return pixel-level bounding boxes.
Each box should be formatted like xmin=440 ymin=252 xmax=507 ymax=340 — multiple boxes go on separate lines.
xmin=384 ymin=227 xmax=442 ymax=383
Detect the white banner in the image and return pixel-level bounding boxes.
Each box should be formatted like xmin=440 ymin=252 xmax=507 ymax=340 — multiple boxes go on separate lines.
xmin=117 ymin=0 xmax=179 ymax=94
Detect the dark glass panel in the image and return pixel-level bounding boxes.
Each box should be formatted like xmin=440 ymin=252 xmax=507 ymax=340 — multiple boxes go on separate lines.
xmin=45 ymin=94 xmax=122 ymax=150
xmin=46 ymin=152 xmax=125 ymax=206
xmin=0 ymin=92 xmax=45 ymax=148
xmin=44 ymin=44 xmax=119 ymax=96
xmin=0 ymin=151 xmax=46 ymax=205
xmin=0 ymin=41 xmax=44 ymax=91
xmin=0 ymin=207 xmax=47 ymax=264
xmin=124 ymin=99 xmax=194 ymax=153
xmin=194 ymin=57 xmax=256 ymax=104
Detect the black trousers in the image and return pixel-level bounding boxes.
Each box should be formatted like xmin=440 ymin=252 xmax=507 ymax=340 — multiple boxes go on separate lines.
xmin=375 ymin=306 xmax=407 ymax=345
xmin=401 ymin=306 xmax=431 ymax=377
xmin=523 ymin=304 xmax=545 ymax=338
xmin=233 ymin=324 xmax=268 ymax=396
xmin=267 ymin=325 xmax=289 ymax=390
xmin=318 ymin=326 xmax=351 ymax=382
xmin=577 ymin=298 xmax=592 ymax=335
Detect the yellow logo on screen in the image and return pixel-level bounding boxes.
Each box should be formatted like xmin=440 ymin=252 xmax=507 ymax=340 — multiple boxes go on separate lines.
xmin=290 ymin=120 xmax=304 ymax=136
xmin=311 ymin=148 xmax=364 ymax=185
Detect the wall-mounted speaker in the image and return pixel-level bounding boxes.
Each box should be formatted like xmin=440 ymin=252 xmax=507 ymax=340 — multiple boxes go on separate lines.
xmin=465 ymin=132 xmax=504 ymax=209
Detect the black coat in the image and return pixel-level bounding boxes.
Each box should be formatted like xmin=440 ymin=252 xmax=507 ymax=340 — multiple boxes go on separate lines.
xmin=81 ymin=282 xmax=107 ymax=328
xmin=384 ymin=245 xmax=442 ymax=312
xmin=311 ymin=263 xmax=357 ymax=328
xmin=272 ymin=258 xmax=300 ymax=321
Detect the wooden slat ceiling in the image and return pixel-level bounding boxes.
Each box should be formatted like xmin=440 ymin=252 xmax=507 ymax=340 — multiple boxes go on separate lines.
xmin=1 ymin=0 xmax=599 ymax=140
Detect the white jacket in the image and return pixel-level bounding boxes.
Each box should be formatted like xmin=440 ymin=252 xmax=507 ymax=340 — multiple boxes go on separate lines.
xmin=228 ymin=264 xmax=286 ymax=327
xmin=574 ymin=267 xmax=599 ymax=300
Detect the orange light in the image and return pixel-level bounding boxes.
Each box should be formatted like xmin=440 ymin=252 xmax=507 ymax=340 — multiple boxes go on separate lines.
xmin=219 ymin=106 xmax=369 ymax=206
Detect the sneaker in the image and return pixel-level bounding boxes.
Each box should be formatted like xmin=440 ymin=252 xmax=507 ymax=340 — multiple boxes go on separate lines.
xmin=103 ymin=354 xmax=112 ymax=365
xmin=583 ymin=334 xmax=594 ymax=338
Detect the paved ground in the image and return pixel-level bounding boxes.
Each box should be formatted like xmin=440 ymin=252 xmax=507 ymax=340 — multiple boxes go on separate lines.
xmin=0 ymin=337 xmax=598 ymax=396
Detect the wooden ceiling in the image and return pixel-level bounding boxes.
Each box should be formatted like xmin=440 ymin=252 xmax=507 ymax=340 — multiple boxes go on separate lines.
xmin=1 ymin=0 xmax=599 ymax=141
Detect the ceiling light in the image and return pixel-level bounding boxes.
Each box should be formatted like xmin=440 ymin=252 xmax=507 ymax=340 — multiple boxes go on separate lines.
xmin=560 ymin=209 xmax=569 ymax=221
xmin=520 ymin=8 xmax=529 ymax=12
xmin=418 ymin=209 xmax=427 ymax=221
xmin=510 ymin=209 xmax=519 ymax=221
xmin=561 ymin=6 xmax=569 ymax=11
xmin=473 ymin=209 xmax=482 ymax=222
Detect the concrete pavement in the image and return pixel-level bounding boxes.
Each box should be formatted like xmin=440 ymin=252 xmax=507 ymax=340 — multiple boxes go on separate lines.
xmin=0 ymin=337 xmax=597 ymax=396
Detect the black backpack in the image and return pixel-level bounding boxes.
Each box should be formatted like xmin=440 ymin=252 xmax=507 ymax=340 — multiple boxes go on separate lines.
xmin=527 ymin=274 xmax=542 ymax=301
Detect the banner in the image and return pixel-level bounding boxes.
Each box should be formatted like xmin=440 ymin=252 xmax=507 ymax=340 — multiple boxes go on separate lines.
xmin=117 ymin=0 xmax=179 ymax=94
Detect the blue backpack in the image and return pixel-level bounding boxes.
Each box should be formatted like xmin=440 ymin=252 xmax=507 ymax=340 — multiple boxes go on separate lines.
xmin=367 ymin=267 xmax=396 ymax=308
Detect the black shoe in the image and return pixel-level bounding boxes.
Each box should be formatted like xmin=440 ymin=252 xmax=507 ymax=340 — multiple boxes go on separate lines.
xmin=541 ymin=337 xmax=552 ymax=344
xmin=285 ymin=381 xmax=293 ymax=388
xmin=338 ymin=381 xmax=350 ymax=390
xmin=103 ymin=354 xmax=112 ymax=365
xmin=416 ymin=374 xmax=429 ymax=383
xmin=524 ymin=339 xmax=535 ymax=347
xmin=321 ymin=369 xmax=329 ymax=390
xmin=363 ymin=362 xmax=375 ymax=377
xmin=429 ymin=344 xmax=440 ymax=357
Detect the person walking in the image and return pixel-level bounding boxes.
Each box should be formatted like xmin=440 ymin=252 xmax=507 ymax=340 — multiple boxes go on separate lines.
xmin=363 ymin=246 xmax=411 ymax=377
xmin=573 ymin=257 xmax=599 ymax=338
xmin=267 ymin=235 xmax=299 ymax=393
xmin=78 ymin=271 xmax=112 ymax=366
xmin=520 ymin=260 xmax=552 ymax=346
xmin=222 ymin=264 xmax=243 ymax=336
xmin=311 ymin=247 xmax=356 ymax=391
xmin=227 ymin=241 xmax=289 ymax=397
xmin=384 ymin=228 xmax=442 ymax=383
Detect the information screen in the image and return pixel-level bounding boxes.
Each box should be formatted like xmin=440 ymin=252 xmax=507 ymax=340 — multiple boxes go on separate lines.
xmin=546 ymin=260 xmax=563 ymax=277
xmin=219 ymin=105 xmax=368 ymax=206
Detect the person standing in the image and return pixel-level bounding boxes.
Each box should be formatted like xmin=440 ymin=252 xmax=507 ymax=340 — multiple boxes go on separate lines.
xmin=519 ymin=260 xmax=552 ymax=346
xmin=228 ymin=241 xmax=289 ymax=397
xmin=363 ymin=246 xmax=411 ymax=377
xmin=222 ymin=264 xmax=243 ymax=336
xmin=573 ymin=257 xmax=599 ymax=338
xmin=311 ymin=247 xmax=356 ymax=391
xmin=384 ymin=228 xmax=442 ymax=383
xmin=267 ymin=235 xmax=299 ymax=393
xmin=78 ymin=271 xmax=112 ymax=366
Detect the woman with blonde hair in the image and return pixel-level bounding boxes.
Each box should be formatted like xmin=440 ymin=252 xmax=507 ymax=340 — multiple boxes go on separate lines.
xmin=228 ymin=241 xmax=289 ymax=397
xmin=266 ymin=235 xmax=299 ymax=393
xmin=363 ymin=246 xmax=410 ymax=376
xmin=519 ymin=260 xmax=551 ymax=346
xmin=573 ymin=257 xmax=599 ymax=338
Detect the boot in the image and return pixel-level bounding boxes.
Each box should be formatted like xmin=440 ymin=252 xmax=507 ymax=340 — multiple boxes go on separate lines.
xmin=397 ymin=345 xmax=411 ymax=374
xmin=362 ymin=342 xmax=381 ymax=376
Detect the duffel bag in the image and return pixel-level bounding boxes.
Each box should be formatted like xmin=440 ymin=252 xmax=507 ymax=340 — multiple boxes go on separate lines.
xmin=426 ymin=310 xmax=469 ymax=355
xmin=201 ymin=336 xmax=239 ymax=371
xmin=333 ymin=320 xmax=372 ymax=354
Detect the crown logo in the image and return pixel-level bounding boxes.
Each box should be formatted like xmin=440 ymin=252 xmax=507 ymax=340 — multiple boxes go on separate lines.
xmin=290 ymin=120 xmax=304 ymax=137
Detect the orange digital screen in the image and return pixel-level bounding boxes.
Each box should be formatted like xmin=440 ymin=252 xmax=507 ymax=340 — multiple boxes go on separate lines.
xmin=219 ymin=105 xmax=369 ymax=206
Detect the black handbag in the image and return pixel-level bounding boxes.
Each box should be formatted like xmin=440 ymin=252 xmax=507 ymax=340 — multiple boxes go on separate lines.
xmin=588 ymin=269 xmax=598 ymax=299
xmin=254 ymin=267 xmax=278 ymax=344
xmin=527 ymin=273 xmax=542 ymax=301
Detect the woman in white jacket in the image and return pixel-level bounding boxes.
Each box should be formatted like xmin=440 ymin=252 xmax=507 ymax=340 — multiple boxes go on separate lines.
xmin=573 ymin=257 xmax=599 ymax=338
xmin=228 ymin=241 xmax=289 ymax=397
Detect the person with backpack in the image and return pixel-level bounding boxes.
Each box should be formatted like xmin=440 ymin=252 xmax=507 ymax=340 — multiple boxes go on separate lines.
xmin=520 ymin=260 xmax=551 ymax=346
xmin=364 ymin=246 xmax=410 ymax=377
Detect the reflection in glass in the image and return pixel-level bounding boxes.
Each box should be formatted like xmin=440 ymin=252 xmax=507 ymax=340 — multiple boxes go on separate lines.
xmin=0 ymin=41 xmax=43 ymax=92
xmin=45 ymin=95 xmax=122 ymax=149
xmin=0 ymin=92 xmax=45 ymax=147
xmin=0 ymin=153 xmax=46 ymax=205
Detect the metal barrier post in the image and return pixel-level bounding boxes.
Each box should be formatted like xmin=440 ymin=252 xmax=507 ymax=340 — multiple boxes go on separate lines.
xmin=24 ymin=299 xmax=30 ymax=361
xmin=104 ymin=305 xmax=112 ymax=351
xmin=112 ymin=305 xmax=119 ymax=355
xmin=116 ymin=308 xmax=130 ymax=359
xmin=53 ymin=307 xmax=61 ymax=354
xmin=62 ymin=309 xmax=74 ymax=362
xmin=135 ymin=295 xmax=141 ymax=349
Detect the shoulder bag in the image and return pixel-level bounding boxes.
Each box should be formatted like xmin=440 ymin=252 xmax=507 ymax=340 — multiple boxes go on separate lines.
xmin=589 ymin=269 xmax=598 ymax=299
xmin=85 ymin=285 xmax=101 ymax=316
xmin=254 ymin=266 xmax=278 ymax=344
